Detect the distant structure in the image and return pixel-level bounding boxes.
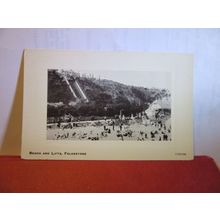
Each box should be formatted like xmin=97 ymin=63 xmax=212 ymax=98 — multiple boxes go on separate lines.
xmin=145 ymin=96 xmax=171 ymax=119
xmin=58 ymin=69 xmax=89 ymax=103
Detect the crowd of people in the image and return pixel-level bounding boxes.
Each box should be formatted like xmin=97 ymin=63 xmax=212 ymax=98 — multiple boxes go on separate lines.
xmin=47 ymin=114 xmax=171 ymax=141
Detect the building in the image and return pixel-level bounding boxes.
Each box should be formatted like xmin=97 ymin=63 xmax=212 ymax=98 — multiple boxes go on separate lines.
xmin=145 ymin=96 xmax=171 ymax=119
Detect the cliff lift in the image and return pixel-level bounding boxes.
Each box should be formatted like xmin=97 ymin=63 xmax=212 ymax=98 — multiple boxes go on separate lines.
xmin=59 ymin=70 xmax=89 ymax=103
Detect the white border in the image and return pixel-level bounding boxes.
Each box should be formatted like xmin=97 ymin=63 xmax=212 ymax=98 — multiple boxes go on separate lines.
xmin=0 ymin=0 xmax=219 ymax=27
xmin=0 ymin=194 xmax=219 ymax=220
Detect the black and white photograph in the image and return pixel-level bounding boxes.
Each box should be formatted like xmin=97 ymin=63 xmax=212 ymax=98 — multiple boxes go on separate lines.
xmin=47 ymin=69 xmax=172 ymax=141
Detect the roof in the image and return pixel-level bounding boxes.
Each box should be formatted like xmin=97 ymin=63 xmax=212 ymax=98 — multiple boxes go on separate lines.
xmin=146 ymin=96 xmax=171 ymax=113
xmin=153 ymin=96 xmax=171 ymax=109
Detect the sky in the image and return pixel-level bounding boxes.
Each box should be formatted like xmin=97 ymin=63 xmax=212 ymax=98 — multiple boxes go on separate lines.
xmin=77 ymin=70 xmax=171 ymax=90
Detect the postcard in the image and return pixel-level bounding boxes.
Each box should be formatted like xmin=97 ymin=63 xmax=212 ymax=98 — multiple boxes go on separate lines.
xmin=21 ymin=50 xmax=193 ymax=160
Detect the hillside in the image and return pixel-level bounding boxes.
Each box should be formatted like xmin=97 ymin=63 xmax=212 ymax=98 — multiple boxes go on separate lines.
xmin=47 ymin=70 xmax=170 ymax=118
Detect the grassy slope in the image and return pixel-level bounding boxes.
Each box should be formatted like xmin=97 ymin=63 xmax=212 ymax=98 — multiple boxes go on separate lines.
xmin=47 ymin=71 xmax=170 ymax=117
